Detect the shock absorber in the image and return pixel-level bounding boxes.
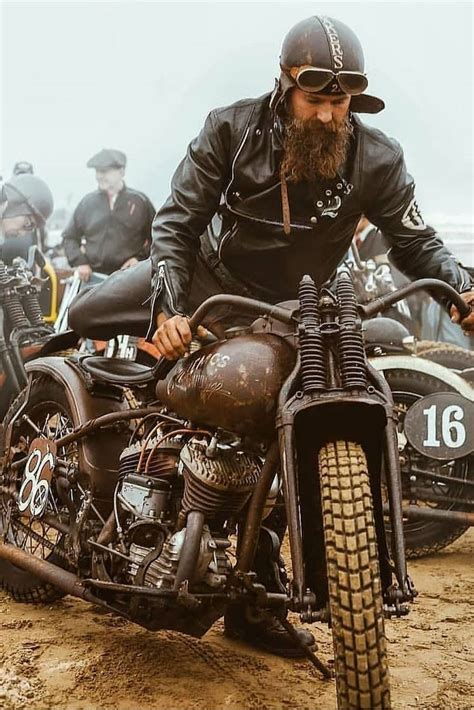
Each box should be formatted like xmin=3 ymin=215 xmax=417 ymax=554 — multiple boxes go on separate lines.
xmin=337 ymin=273 xmax=367 ymax=389
xmin=22 ymin=286 xmax=45 ymax=327
xmin=0 ymin=262 xmax=30 ymax=330
xmin=298 ymin=275 xmax=326 ymax=391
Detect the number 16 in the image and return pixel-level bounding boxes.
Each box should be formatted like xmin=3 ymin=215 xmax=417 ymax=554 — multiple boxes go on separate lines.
xmin=423 ymin=404 xmax=466 ymax=449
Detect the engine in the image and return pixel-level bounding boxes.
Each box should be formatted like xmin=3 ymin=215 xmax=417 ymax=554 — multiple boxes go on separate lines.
xmin=114 ymin=421 xmax=264 ymax=592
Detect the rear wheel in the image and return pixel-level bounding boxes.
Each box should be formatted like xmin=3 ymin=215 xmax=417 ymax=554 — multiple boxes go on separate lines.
xmin=319 ymin=440 xmax=391 ymax=710
xmin=0 ymin=377 xmax=80 ymax=602
xmin=417 ymin=343 xmax=474 ymax=372
xmin=415 ymin=340 xmax=467 ymax=354
xmin=383 ymin=369 xmax=471 ymax=558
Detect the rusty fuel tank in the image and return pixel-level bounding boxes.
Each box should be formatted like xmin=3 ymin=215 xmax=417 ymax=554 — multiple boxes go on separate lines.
xmin=155 ymin=333 xmax=296 ymax=438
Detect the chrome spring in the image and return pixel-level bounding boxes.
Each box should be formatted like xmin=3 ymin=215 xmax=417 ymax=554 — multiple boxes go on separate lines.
xmin=337 ymin=276 xmax=367 ymax=389
xmin=0 ymin=263 xmax=30 ymax=329
xmin=22 ymin=290 xmax=45 ymax=327
xmin=3 ymin=296 xmax=30 ymax=329
xmin=298 ymin=275 xmax=326 ymax=391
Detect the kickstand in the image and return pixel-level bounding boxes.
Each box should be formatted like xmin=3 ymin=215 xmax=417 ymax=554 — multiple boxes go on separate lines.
xmin=279 ymin=617 xmax=333 ymax=679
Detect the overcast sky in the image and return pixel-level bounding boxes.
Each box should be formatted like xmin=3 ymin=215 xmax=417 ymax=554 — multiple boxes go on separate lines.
xmin=1 ymin=0 xmax=473 ymax=225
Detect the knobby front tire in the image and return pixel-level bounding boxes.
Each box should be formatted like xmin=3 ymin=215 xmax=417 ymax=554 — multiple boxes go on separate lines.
xmin=318 ymin=440 xmax=391 ymax=710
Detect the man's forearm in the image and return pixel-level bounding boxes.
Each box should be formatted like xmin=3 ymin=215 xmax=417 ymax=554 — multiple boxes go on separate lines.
xmin=388 ymin=233 xmax=473 ymax=308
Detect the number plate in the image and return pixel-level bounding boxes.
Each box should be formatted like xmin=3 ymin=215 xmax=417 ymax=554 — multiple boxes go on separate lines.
xmin=404 ymin=392 xmax=474 ymax=460
xmin=17 ymin=438 xmax=57 ymax=518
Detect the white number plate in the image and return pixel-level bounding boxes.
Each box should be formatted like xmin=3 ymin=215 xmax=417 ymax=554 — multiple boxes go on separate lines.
xmin=404 ymin=393 xmax=474 ymax=460
xmin=18 ymin=438 xmax=57 ymax=518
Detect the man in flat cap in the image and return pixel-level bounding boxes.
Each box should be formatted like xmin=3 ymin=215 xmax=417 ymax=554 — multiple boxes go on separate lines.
xmin=62 ymin=148 xmax=155 ymax=281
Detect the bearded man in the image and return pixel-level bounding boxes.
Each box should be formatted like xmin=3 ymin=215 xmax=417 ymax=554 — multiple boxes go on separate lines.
xmin=69 ymin=15 xmax=474 ymax=655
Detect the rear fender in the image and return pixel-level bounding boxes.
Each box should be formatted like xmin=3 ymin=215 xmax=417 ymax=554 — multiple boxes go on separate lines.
xmin=370 ymin=355 xmax=474 ymax=401
xmin=25 ymin=357 xmax=130 ymax=500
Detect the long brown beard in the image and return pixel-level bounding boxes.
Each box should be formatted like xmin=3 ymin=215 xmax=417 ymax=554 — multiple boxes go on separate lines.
xmin=281 ymin=115 xmax=352 ymax=182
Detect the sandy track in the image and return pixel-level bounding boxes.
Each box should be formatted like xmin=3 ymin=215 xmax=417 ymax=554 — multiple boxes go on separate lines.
xmin=1 ymin=530 xmax=473 ymax=710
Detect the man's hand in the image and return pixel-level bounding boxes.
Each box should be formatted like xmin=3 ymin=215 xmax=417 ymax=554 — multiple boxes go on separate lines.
xmin=152 ymin=313 xmax=207 ymax=360
xmin=120 ymin=257 xmax=139 ymax=270
xmin=76 ymin=264 xmax=92 ymax=282
xmin=450 ymin=290 xmax=474 ymax=334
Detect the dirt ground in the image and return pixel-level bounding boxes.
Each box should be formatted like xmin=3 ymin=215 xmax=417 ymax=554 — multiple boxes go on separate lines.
xmin=1 ymin=529 xmax=473 ymax=710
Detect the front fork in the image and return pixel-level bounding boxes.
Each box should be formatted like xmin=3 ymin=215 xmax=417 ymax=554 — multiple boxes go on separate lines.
xmin=368 ymin=363 xmax=417 ymax=612
xmin=276 ymin=387 xmax=416 ymax=622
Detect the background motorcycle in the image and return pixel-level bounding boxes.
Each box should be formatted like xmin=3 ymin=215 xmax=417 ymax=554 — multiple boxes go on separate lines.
xmin=343 ymin=243 xmax=474 ymax=557
xmin=347 ymin=242 xmax=415 ymax=332
xmin=0 ymin=275 xmax=471 ymax=709
xmin=0 ymin=247 xmax=79 ymax=419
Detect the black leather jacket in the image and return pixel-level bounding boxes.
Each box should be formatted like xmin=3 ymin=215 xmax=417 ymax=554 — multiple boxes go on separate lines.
xmin=63 ymin=185 xmax=155 ymax=275
xmin=150 ymin=91 xmax=472 ymax=317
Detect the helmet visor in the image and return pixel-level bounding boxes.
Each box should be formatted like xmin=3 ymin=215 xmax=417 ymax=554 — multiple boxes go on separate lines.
xmin=291 ymin=66 xmax=368 ymax=95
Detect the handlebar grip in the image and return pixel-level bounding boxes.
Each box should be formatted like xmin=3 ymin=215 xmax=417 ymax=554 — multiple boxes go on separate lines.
xmin=457 ymin=296 xmax=472 ymax=319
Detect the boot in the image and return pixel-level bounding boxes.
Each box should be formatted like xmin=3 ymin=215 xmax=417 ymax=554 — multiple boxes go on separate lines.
xmin=224 ymin=603 xmax=315 ymax=658
xmin=225 ymin=525 xmax=315 ymax=658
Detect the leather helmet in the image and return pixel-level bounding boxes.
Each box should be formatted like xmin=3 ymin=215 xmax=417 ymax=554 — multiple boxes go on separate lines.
xmin=1 ymin=174 xmax=54 ymax=225
xmin=273 ymin=15 xmax=384 ymax=114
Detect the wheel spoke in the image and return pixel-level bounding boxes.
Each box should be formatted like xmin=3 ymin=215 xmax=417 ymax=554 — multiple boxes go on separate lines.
xmin=21 ymin=415 xmax=44 ymax=436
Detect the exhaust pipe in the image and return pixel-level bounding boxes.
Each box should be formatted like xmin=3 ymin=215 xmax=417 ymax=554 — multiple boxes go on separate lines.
xmin=173 ymin=511 xmax=205 ymax=591
xmin=384 ymin=504 xmax=474 ymax=526
xmin=0 ymin=543 xmax=97 ymax=601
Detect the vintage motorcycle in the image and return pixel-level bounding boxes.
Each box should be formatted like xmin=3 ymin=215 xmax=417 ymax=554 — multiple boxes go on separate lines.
xmin=0 ymin=248 xmax=79 ymax=419
xmin=345 ymin=244 xmax=474 ymax=557
xmin=347 ymin=242 xmax=415 ymax=334
xmin=0 ymin=274 xmax=472 ymax=709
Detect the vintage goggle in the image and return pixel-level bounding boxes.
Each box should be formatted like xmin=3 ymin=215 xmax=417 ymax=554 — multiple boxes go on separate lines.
xmin=289 ymin=65 xmax=368 ymax=95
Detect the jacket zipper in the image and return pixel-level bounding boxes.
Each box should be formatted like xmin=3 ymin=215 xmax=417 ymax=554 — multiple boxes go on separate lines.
xmin=224 ymin=126 xmax=250 ymax=206
xmin=157 ymin=260 xmax=181 ymax=315
xmin=217 ymin=224 xmax=237 ymax=261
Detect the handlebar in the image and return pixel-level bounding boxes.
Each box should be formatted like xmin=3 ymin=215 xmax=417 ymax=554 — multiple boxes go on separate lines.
xmin=359 ymin=278 xmax=470 ymax=320
xmin=144 ymin=277 xmax=471 ymax=383
xmin=188 ymin=278 xmax=470 ymax=334
xmin=188 ymin=294 xmax=296 ymax=332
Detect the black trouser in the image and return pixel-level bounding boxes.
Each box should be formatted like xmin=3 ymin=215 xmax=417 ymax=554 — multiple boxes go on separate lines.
xmin=68 ymin=256 xmax=252 ymax=340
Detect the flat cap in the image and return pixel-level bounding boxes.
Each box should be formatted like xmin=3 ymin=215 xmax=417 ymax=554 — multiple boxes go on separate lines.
xmin=86 ymin=148 xmax=126 ymax=169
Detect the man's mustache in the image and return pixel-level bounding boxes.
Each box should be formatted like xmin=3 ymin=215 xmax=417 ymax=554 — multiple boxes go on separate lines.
xmin=299 ymin=117 xmax=340 ymax=134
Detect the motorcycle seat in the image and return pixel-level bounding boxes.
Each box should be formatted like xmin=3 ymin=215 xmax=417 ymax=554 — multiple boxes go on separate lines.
xmin=78 ymin=355 xmax=155 ymax=385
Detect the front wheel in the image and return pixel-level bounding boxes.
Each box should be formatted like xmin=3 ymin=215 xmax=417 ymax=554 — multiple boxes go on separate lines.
xmin=319 ymin=440 xmax=391 ymax=710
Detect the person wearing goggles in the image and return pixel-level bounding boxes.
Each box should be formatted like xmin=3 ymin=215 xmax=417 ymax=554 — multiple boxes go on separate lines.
xmin=68 ymin=13 xmax=474 ymax=659
xmin=0 ymin=174 xmax=53 ymax=263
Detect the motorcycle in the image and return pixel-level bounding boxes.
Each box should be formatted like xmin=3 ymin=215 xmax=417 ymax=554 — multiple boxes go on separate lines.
xmin=0 ymin=275 xmax=472 ymax=709
xmin=0 ymin=247 xmax=79 ymax=419
xmin=343 ymin=244 xmax=474 ymax=557
xmin=347 ymin=242 xmax=415 ymax=334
